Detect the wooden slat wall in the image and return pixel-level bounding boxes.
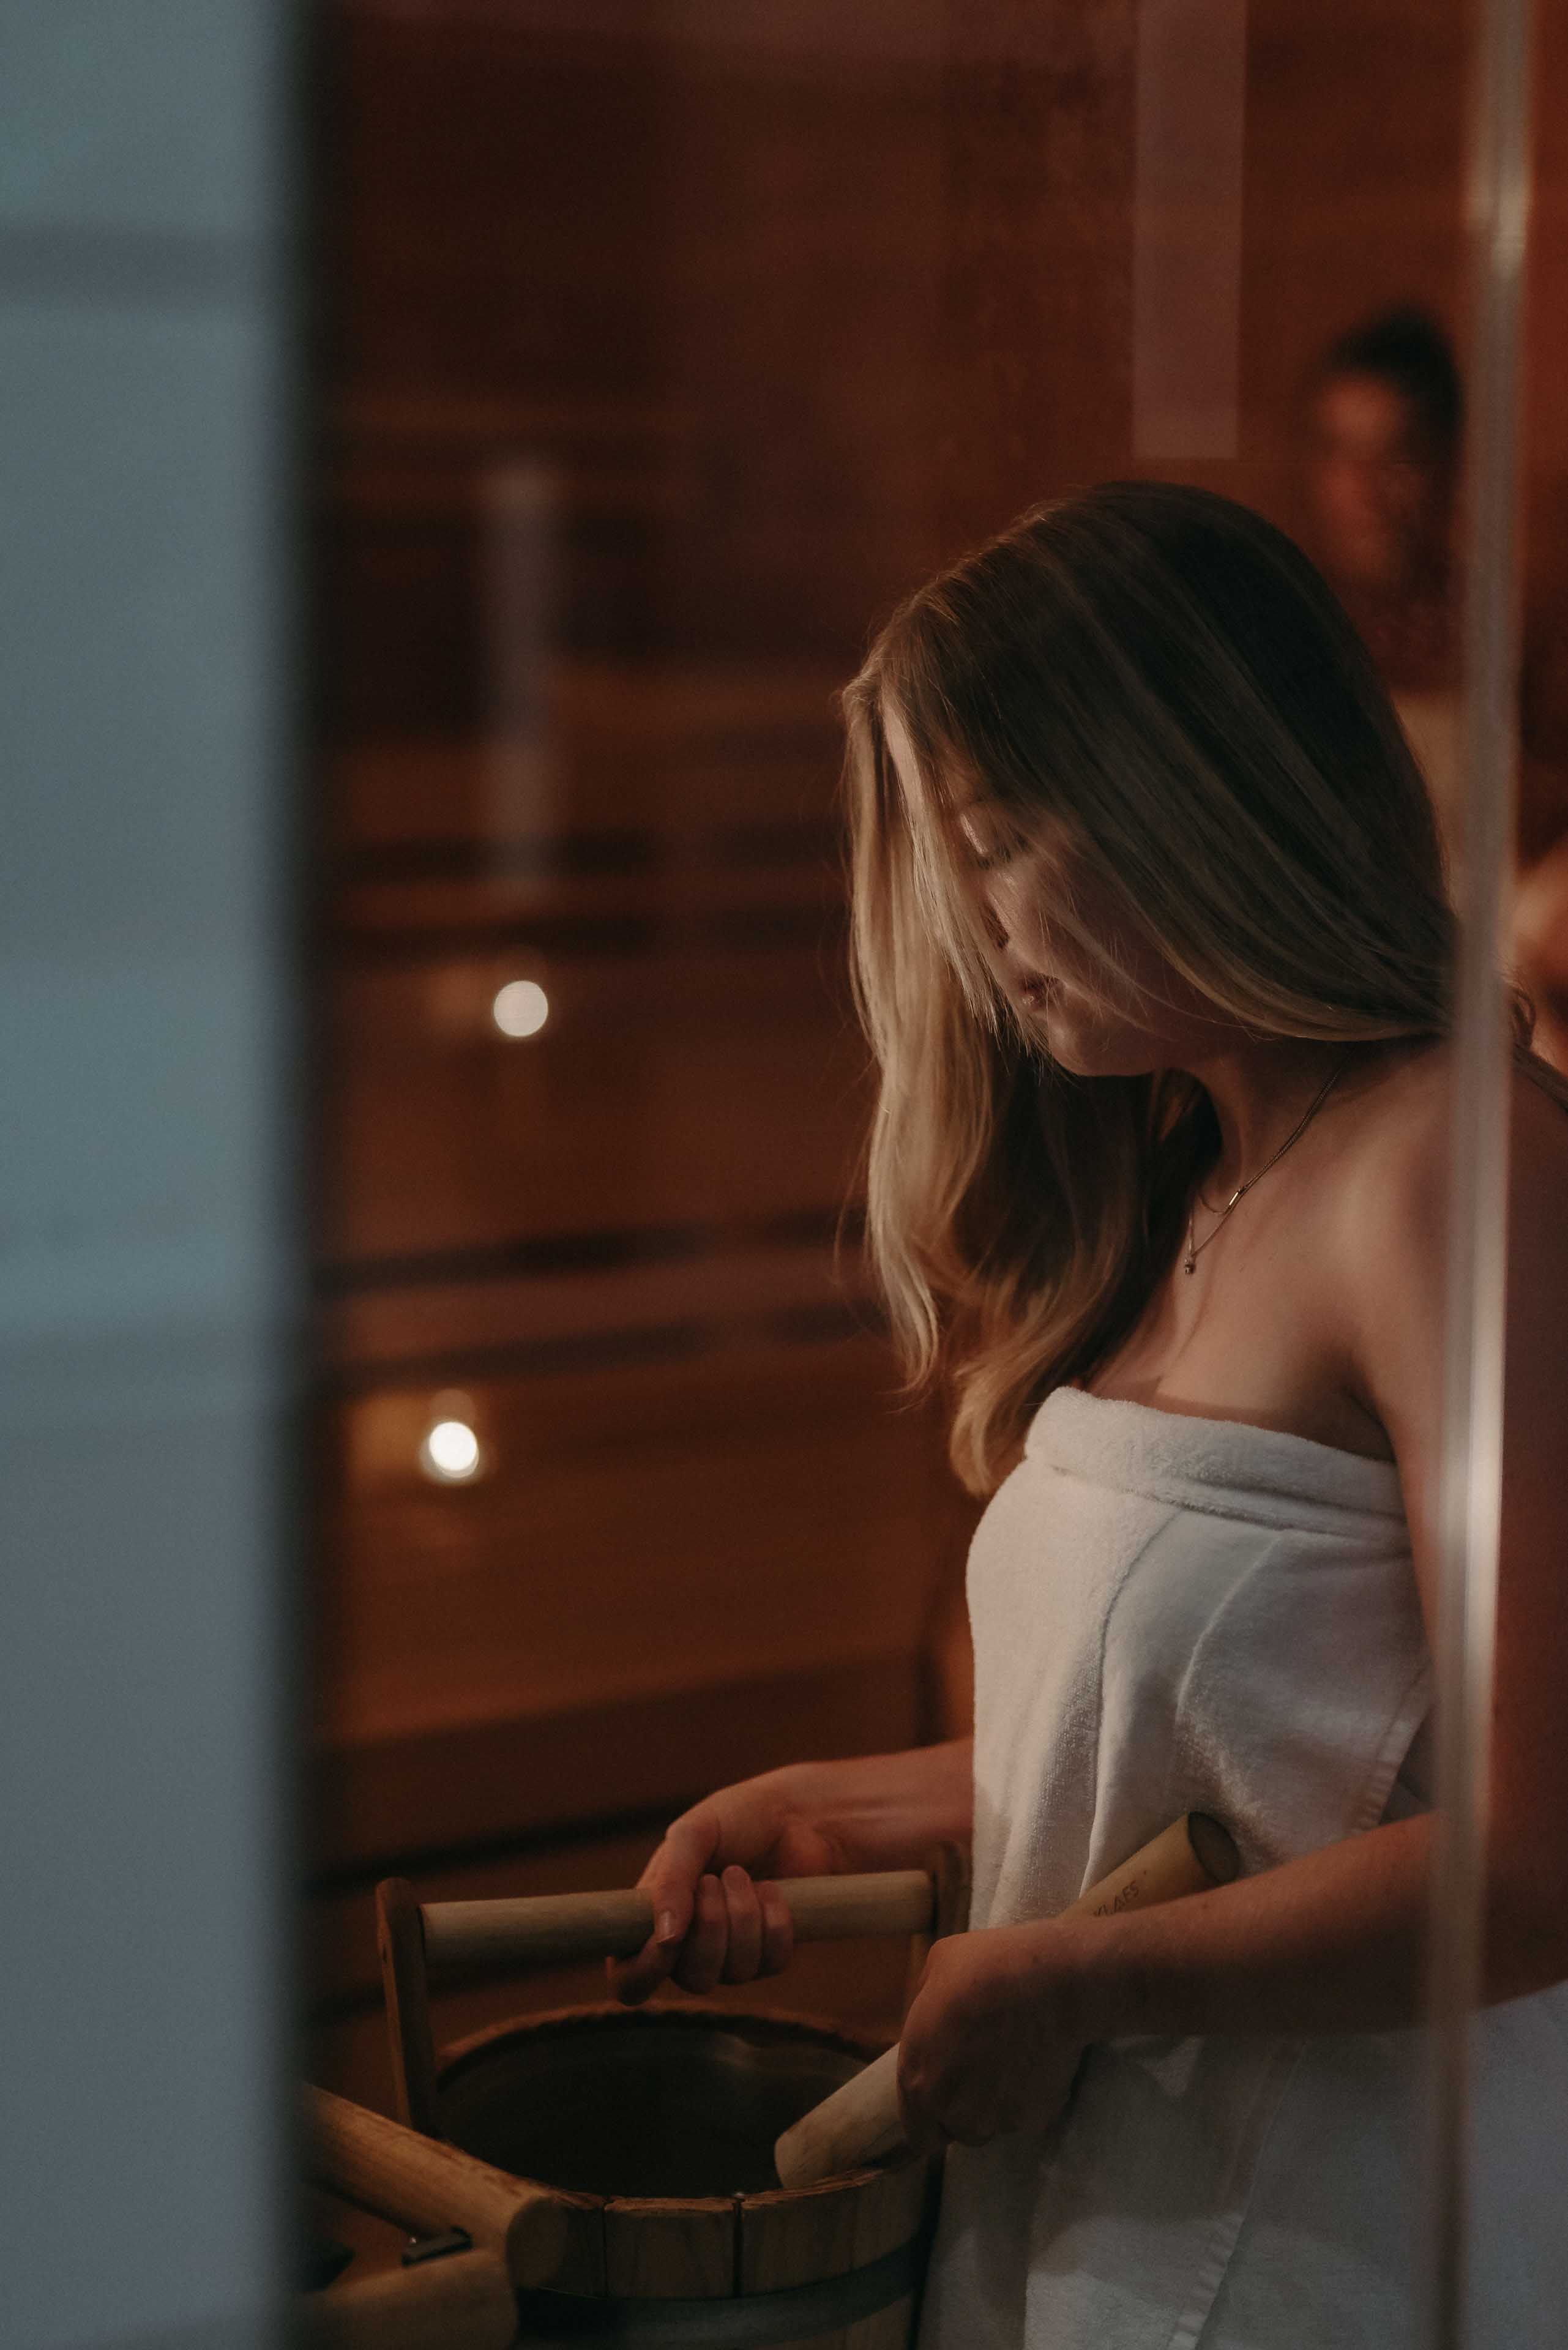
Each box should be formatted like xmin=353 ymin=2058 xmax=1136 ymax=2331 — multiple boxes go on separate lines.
xmin=310 ymin=4 xmax=977 ymax=2100
xmin=321 ymin=1335 xmax=958 ymax=1755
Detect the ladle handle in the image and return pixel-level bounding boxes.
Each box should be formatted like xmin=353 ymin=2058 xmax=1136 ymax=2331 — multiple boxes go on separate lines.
xmin=419 ymin=1867 xmax=935 ymax=1974
xmin=773 ymin=1813 xmax=1239 ymax=2189
xmin=298 ymin=2248 xmax=515 ymax=2350
xmin=302 ymin=2084 xmax=570 ymax=2288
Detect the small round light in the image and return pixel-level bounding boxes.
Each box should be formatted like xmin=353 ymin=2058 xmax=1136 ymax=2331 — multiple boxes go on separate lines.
xmin=492 ymin=979 xmax=549 ymax=1038
xmin=420 ymin=1418 xmax=482 ymax=1483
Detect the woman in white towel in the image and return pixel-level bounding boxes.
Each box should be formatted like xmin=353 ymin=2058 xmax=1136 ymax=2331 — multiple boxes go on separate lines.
xmin=611 ymin=483 xmax=1568 ymax=2346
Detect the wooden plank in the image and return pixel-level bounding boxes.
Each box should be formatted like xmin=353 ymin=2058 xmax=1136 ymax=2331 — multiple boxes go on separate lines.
xmin=310 ymin=1652 xmax=924 ymax=1877
xmin=331 ymin=1326 xmax=911 ymax=1472
xmin=602 ymin=2196 xmax=737 ymax=2299
xmin=321 ymin=964 xmax=866 ymax=1261
xmin=375 ymin=1877 xmax=439 ymax=2136
xmin=321 ymin=1236 xmax=872 ymax=1376
xmin=332 ymin=854 xmax=838 ymax=951
xmin=739 ymin=2173 xmax=864 ymax=2294
xmin=330 ymin=661 xmax=845 ymax=852
xmin=314 ymin=1332 xmax=960 ymax=1762
xmin=738 ymin=2158 xmax=930 ymax=2296
xmin=323 ymin=1447 xmax=947 ymax=1750
xmin=842 ymin=2160 xmax=939 ymax=2350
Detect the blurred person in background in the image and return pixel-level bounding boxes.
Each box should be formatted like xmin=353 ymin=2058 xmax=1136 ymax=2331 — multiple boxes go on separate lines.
xmin=609 ymin=484 xmax=1568 ymax=2349
xmin=1304 ymin=304 xmax=1464 ymax=822
xmin=1304 ymin=302 xmax=1568 ymax=1068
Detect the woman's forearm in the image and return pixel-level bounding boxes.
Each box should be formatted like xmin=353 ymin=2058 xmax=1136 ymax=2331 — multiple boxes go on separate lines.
xmin=1047 ymin=1813 xmax=1568 ymax=2044
xmin=767 ymin=1739 xmax=974 ymax=1874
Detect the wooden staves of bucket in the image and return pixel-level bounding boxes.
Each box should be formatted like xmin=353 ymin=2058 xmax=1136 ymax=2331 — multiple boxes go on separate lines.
xmin=330 ymin=1816 xmax=1235 ymax=2346
xmin=360 ymin=1856 xmax=969 ymax=2347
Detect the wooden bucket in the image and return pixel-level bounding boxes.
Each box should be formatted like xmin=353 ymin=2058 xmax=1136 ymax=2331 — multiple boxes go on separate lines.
xmin=371 ymin=1860 xmax=967 ymax=2346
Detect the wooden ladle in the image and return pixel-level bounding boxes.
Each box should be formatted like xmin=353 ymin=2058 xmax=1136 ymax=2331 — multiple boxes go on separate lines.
xmin=774 ymin=1812 xmax=1239 ymax=2188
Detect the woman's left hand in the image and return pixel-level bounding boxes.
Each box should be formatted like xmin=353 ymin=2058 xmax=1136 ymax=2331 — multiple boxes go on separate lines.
xmin=896 ymin=1922 xmax=1088 ymax=2152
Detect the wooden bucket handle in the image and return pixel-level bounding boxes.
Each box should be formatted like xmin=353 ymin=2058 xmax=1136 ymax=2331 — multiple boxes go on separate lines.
xmin=375 ymin=1851 xmax=970 ymax=2142
xmin=422 ymin=1869 xmax=937 ymax=1971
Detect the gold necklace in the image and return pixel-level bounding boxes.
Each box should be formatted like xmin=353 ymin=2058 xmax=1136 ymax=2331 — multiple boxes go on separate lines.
xmin=1182 ymin=1056 xmax=1351 ymax=1276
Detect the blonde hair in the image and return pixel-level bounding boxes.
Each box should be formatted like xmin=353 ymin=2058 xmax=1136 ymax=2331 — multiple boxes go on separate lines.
xmin=845 ymin=480 xmax=1538 ymax=1495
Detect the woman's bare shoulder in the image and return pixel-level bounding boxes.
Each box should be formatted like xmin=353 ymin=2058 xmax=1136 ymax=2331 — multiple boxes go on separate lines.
xmin=1338 ymin=1035 xmax=1567 ymax=1179
xmin=1331 ymin=1040 xmax=1568 ymax=1494
xmin=1335 ymin=1037 xmax=1568 ymax=1299
xmin=1329 ymin=1039 xmax=1447 ymax=1218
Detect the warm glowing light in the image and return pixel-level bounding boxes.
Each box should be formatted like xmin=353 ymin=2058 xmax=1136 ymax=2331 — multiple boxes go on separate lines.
xmin=492 ymin=979 xmax=549 ymax=1037
xmin=420 ymin=1419 xmax=482 ymax=1483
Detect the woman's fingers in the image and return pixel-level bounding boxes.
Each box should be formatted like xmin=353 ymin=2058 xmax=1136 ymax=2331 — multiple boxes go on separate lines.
xmin=718 ymin=1864 xmax=764 ymax=1983
xmin=608 ymin=1925 xmax=680 ymax=2005
xmin=895 ymin=2046 xmax=944 ymax=2158
xmin=608 ymin=1813 xmax=717 ymax=2002
xmin=673 ymin=1872 xmax=730 ymax=1993
xmin=757 ymin=1879 xmax=795 ymax=1977
xmin=644 ymin=1810 xmax=723 ymax=1935
xmin=607 ymin=1793 xmax=803 ymax=2002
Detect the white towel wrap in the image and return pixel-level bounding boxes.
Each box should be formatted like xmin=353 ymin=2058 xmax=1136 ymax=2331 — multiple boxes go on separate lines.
xmin=916 ymin=1387 xmax=1568 ymax=2350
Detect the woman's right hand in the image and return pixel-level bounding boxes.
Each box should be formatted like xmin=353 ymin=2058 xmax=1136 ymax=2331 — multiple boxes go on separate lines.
xmin=608 ymin=1769 xmax=851 ymax=2004
xmin=608 ymin=1740 xmax=975 ymax=2005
